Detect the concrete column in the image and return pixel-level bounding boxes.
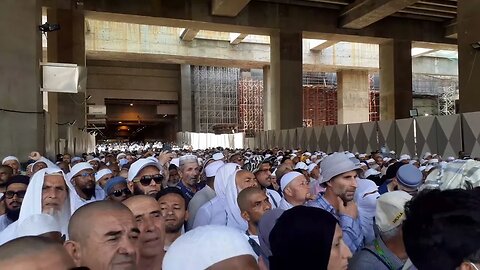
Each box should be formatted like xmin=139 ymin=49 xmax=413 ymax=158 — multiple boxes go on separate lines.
xmin=0 ymin=0 xmax=44 ymax=161
xmin=379 ymin=40 xmax=413 ymax=120
xmin=47 ymin=7 xmax=86 ymax=141
xmin=337 ymin=69 xmax=370 ymax=124
xmin=180 ymin=64 xmax=193 ymax=131
xmin=267 ymin=31 xmax=303 ymax=130
xmin=458 ymin=0 xmax=480 ymax=113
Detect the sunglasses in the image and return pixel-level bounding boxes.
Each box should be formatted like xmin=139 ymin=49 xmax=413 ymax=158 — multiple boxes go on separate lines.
xmin=110 ymin=188 xmax=132 ymax=197
xmin=5 ymin=190 xmax=26 ymax=199
xmin=133 ymin=174 xmax=164 ymax=186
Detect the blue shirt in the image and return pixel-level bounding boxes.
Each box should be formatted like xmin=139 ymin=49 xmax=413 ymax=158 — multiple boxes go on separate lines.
xmin=307 ymin=196 xmax=364 ymax=253
xmin=177 ymin=181 xmax=204 ymax=203
xmin=378 ymin=180 xmax=391 ymax=194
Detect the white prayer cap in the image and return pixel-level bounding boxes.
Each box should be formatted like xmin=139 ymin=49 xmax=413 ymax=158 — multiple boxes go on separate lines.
xmin=364 ymin=168 xmax=381 ymax=179
xmin=170 ymin=158 xmax=180 ymax=168
xmin=127 ymin=158 xmax=161 ymax=182
xmin=447 ymin=156 xmax=455 ymax=162
xmin=294 ymin=162 xmax=308 ymax=170
xmin=265 ymin=154 xmax=272 ymax=159
xmin=390 ymin=151 xmax=396 ymax=155
xmin=367 ymin=158 xmax=376 ymax=164
xmin=95 ymin=168 xmax=113 ymax=182
xmin=71 ymin=157 xmax=83 ymax=163
xmin=307 ymin=163 xmax=318 ymax=174
xmin=419 ymin=166 xmax=426 ymax=172
xmin=383 ymin=157 xmax=392 ymax=163
xmin=399 ymin=154 xmax=411 ymax=161
xmin=428 ymin=159 xmax=439 ymax=164
xmin=423 ymin=152 xmax=432 ymax=159
xmin=2 ymin=156 xmax=19 ymax=164
xmin=179 ymin=155 xmax=198 ymax=167
xmin=359 ymin=154 xmax=367 ymax=158
xmin=310 ymin=154 xmax=317 ymax=159
xmin=205 ymin=160 xmax=224 ymax=177
xmin=116 ymin=153 xmax=127 ymax=160
xmin=147 ymin=156 xmax=159 ymax=163
xmin=88 ymin=157 xmax=101 ymax=163
xmin=304 ymin=152 xmax=312 ymax=156
xmin=425 ymin=165 xmax=435 ymax=172
xmin=276 ymin=156 xmax=283 ymax=161
xmin=67 ymin=162 xmax=94 ymax=182
xmin=163 ymin=225 xmax=256 ymax=270
xmin=16 ymin=214 xmax=61 ymax=238
xmin=280 ymin=171 xmax=304 ymax=191
xmin=213 ymin=153 xmax=224 ymax=161
xmin=346 ymin=152 xmax=355 ymax=159
xmin=305 ymin=159 xmax=311 ymax=165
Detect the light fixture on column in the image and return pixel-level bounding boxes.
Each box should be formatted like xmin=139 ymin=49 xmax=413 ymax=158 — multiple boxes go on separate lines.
xmin=471 ymin=42 xmax=480 ymax=50
xmin=38 ymin=22 xmax=60 ymax=33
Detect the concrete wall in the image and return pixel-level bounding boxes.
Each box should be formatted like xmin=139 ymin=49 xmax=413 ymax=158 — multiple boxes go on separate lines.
xmin=87 ymin=60 xmax=180 ymax=105
xmin=413 ymin=97 xmax=438 ymax=116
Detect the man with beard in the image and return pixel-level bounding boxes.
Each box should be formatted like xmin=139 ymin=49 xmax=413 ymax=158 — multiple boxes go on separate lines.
xmin=307 ymin=152 xmax=364 ymax=253
xmin=127 ymin=159 xmax=164 ymax=198
xmin=68 ymin=163 xmax=104 ymax=211
xmin=157 ymin=187 xmax=189 ymax=250
xmin=0 ymin=176 xmax=29 ymax=231
xmin=2 ymin=156 xmax=21 ymax=176
xmin=254 ymin=169 xmax=281 ymax=209
xmin=123 ymin=195 xmax=165 ymax=270
xmin=238 ymin=187 xmax=271 ymax=251
xmin=176 ymin=155 xmax=201 ymax=203
xmin=278 ymin=172 xmax=312 ymax=210
xmin=0 ymin=165 xmax=13 ymax=193
xmin=64 ymin=201 xmax=139 ymax=270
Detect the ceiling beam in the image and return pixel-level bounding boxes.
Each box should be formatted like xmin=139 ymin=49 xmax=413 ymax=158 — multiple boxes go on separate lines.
xmin=340 ymin=0 xmax=420 ymax=29
xmin=180 ymin=28 xmax=199 ymax=41
xmin=445 ymin=18 xmax=457 ymax=39
xmin=230 ymin=33 xmax=248 ymax=45
xmin=212 ymin=0 xmax=251 ymax=17
xmin=310 ymin=40 xmax=338 ymax=51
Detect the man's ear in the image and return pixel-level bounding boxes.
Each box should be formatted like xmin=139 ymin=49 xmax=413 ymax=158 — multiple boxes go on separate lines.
xmin=184 ymin=210 xmax=190 ymax=222
xmin=284 ymin=186 xmax=293 ymax=197
xmin=241 ymin=210 xmax=250 ymax=222
xmin=64 ymin=240 xmax=82 ymax=267
xmin=127 ymin=181 xmax=134 ymax=193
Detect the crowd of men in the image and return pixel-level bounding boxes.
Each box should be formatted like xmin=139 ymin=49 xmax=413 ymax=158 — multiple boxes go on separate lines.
xmin=0 ymin=146 xmax=479 ymax=270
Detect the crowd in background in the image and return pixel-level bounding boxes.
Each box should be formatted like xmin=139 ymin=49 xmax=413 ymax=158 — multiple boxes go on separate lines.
xmin=0 ymin=143 xmax=479 ymax=270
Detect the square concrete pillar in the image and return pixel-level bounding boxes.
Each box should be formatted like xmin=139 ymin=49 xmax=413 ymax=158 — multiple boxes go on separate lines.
xmin=47 ymin=7 xmax=87 ymax=141
xmin=379 ymin=40 xmax=413 ymax=120
xmin=0 ymin=0 xmax=44 ymax=161
xmin=180 ymin=64 xmax=193 ymax=131
xmin=458 ymin=0 xmax=480 ymax=113
xmin=266 ymin=31 xmax=303 ymax=130
xmin=337 ymin=70 xmax=370 ymax=124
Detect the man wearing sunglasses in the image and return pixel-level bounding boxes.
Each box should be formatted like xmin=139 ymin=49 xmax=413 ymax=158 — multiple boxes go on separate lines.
xmin=68 ymin=163 xmax=104 ymax=211
xmin=105 ymin=176 xmax=132 ymax=202
xmin=128 ymin=159 xmax=164 ymax=198
xmin=0 ymin=175 xmax=29 ymax=232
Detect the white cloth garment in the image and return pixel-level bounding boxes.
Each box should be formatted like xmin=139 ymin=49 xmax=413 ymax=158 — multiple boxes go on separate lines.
xmin=163 ymin=225 xmax=256 ymax=270
xmin=0 ymin=214 xmax=14 ymax=232
xmin=225 ymin=170 xmax=248 ymax=231
xmin=278 ymin=197 xmax=294 ymax=211
xmin=354 ymin=179 xmax=380 ymax=245
xmin=16 ymin=213 xmax=61 ymax=237
xmin=0 ymin=168 xmax=74 ymax=245
xmin=192 ymin=163 xmax=239 ymax=229
xmin=187 ymin=185 xmax=216 ymax=231
xmin=266 ymin=189 xmax=281 ymax=209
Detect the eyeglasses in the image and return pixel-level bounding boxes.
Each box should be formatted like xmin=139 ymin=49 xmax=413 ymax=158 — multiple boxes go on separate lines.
xmin=133 ymin=174 xmax=164 ymax=186
xmin=5 ymin=190 xmax=26 ymax=199
xmin=110 ymin=188 xmax=132 ymax=197
xmin=74 ymin=172 xmax=95 ymax=178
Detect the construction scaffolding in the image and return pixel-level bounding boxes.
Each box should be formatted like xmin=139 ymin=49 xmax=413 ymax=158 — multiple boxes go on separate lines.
xmin=192 ymin=66 xmax=239 ymax=133
xmin=438 ymin=83 xmax=459 ymax=115
xmin=238 ymin=77 xmax=264 ymax=137
xmin=302 ymin=72 xmax=338 ymax=127
xmin=369 ymin=73 xmax=380 ymax=122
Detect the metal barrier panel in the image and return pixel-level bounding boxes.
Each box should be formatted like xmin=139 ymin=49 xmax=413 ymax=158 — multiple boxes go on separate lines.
xmin=288 ymin=129 xmax=297 ymax=150
xmin=324 ymin=125 xmax=338 ymax=153
xmin=336 ymin=124 xmax=349 ymax=152
xmin=281 ymin=130 xmax=289 ymax=149
xmin=315 ymin=126 xmax=327 ymax=152
xmin=362 ymin=121 xmax=379 ymax=154
xmin=275 ymin=130 xmax=282 ymax=149
xmin=267 ymin=130 xmax=276 ymax=149
xmin=377 ymin=120 xmax=396 ymax=153
xmin=305 ymin=127 xmax=315 ymax=151
xmin=395 ymin=118 xmax=415 ymax=156
xmin=348 ymin=123 xmax=364 ymax=153
xmin=296 ymin=127 xmax=306 ymax=149
xmin=461 ymin=112 xmax=480 ymax=157
xmin=415 ymin=116 xmax=438 ymax=157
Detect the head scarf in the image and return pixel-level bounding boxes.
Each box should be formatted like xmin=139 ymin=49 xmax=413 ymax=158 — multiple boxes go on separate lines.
xmin=354 ymin=179 xmax=380 ymax=244
xmin=269 ymin=206 xmax=338 ymax=270
xmin=213 ymin=163 xmax=240 ymax=200
xmin=163 ymin=225 xmax=256 ymax=270
xmin=225 ymin=170 xmax=248 ymax=231
xmin=0 ymin=167 xmax=74 ymax=245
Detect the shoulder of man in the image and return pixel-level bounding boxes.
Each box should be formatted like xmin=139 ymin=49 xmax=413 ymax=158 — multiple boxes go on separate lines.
xmin=349 ymin=247 xmax=389 ymax=270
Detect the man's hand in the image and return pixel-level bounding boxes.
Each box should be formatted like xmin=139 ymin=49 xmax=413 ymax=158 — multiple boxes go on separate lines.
xmin=337 ymin=197 xmax=358 ymax=219
xmin=29 ymin=151 xmax=42 ymax=161
xmin=158 ymin=151 xmax=174 ymax=166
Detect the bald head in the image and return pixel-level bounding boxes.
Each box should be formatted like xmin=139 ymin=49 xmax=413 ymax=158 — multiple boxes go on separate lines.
xmin=68 ymin=200 xmax=132 ymax=241
xmin=0 ymin=236 xmax=75 ymax=269
xmin=237 ymin=187 xmax=267 ymax=212
xmin=122 ymin=194 xmax=157 ymax=209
